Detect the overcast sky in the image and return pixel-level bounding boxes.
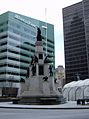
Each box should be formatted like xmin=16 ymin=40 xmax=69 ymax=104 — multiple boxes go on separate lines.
xmin=0 ymin=0 xmax=81 ymax=68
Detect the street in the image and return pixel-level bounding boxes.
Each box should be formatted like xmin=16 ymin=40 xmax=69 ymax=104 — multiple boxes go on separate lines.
xmin=0 ymin=108 xmax=89 ymax=119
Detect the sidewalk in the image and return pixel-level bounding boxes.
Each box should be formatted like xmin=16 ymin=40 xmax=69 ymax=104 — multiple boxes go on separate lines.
xmin=0 ymin=101 xmax=89 ymax=109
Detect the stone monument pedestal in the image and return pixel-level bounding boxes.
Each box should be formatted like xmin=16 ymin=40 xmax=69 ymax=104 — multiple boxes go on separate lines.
xmin=18 ymin=76 xmax=64 ymax=105
xmin=13 ymin=28 xmax=65 ymax=105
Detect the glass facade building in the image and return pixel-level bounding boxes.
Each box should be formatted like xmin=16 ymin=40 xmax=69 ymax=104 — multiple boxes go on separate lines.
xmin=0 ymin=11 xmax=55 ymax=95
xmin=63 ymin=0 xmax=89 ymax=83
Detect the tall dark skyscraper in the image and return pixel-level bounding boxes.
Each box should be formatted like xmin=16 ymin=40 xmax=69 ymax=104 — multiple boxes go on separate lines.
xmin=63 ymin=0 xmax=89 ymax=83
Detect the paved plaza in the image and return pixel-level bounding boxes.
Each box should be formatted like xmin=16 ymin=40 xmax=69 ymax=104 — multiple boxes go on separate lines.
xmin=0 ymin=107 xmax=89 ymax=119
xmin=0 ymin=101 xmax=89 ymax=109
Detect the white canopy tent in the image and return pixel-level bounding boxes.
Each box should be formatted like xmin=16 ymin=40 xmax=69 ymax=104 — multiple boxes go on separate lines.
xmin=63 ymin=79 xmax=89 ymax=101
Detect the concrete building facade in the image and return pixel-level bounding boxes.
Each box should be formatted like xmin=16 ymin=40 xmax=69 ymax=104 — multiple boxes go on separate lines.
xmin=0 ymin=11 xmax=55 ymax=96
xmin=63 ymin=0 xmax=89 ymax=83
xmin=55 ymin=65 xmax=65 ymax=87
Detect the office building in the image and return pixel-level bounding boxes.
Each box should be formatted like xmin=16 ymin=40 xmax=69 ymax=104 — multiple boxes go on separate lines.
xmin=63 ymin=0 xmax=89 ymax=83
xmin=0 ymin=11 xmax=55 ymax=96
xmin=55 ymin=65 xmax=65 ymax=87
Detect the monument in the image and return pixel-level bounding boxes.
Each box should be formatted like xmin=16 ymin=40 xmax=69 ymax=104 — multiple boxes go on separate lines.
xmin=15 ymin=27 xmax=65 ymax=105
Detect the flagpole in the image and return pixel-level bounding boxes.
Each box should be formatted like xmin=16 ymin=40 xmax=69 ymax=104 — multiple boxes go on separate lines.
xmin=45 ymin=8 xmax=47 ymax=56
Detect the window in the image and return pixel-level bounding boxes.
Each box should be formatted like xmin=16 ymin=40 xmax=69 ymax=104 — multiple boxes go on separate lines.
xmin=0 ymin=35 xmax=8 ymax=39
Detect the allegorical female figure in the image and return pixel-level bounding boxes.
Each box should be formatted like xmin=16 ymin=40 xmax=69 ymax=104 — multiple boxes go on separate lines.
xmin=37 ymin=27 xmax=42 ymax=41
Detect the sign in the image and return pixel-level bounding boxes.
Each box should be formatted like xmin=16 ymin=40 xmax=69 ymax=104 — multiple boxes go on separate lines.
xmin=14 ymin=14 xmax=36 ymax=28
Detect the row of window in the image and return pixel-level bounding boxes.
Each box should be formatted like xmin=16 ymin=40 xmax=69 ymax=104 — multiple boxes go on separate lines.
xmin=20 ymin=45 xmax=35 ymax=53
xmin=9 ymin=34 xmax=19 ymax=41
xmin=0 ymin=40 xmax=34 ymax=54
xmin=66 ymin=73 xmax=88 ymax=80
xmin=9 ymin=20 xmax=36 ymax=36
xmin=65 ymin=31 xmax=85 ymax=39
xmin=66 ymin=62 xmax=88 ymax=69
xmin=65 ymin=54 xmax=87 ymax=60
xmin=66 ymin=67 xmax=88 ymax=74
xmin=7 ymin=57 xmax=29 ymax=64
xmin=65 ymin=40 xmax=86 ymax=48
xmin=71 ymin=20 xmax=83 ymax=27
xmin=0 ymin=42 xmax=34 ymax=58
xmin=0 ymin=64 xmax=28 ymax=71
xmin=63 ymin=10 xmax=83 ymax=21
xmin=0 ymin=27 xmax=8 ymax=33
xmin=65 ymin=44 xmax=86 ymax=52
xmin=63 ymin=24 xmax=84 ymax=32
xmin=7 ymin=41 xmax=35 ymax=53
xmin=0 ymin=21 xmax=8 ymax=26
xmin=0 ymin=55 xmax=30 ymax=64
xmin=8 ymin=26 xmax=36 ymax=40
xmin=0 ymin=72 xmax=26 ymax=77
xmin=64 ymin=37 xmax=85 ymax=45
xmin=8 ymin=48 xmax=31 ymax=58
xmin=11 ymin=50 xmax=29 ymax=57
xmin=65 ymin=60 xmax=87 ymax=66
xmin=0 ymin=35 xmax=8 ymax=39
xmin=0 ymin=41 xmax=7 ymax=46
xmin=65 ymin=48 xmax=86 ymax=55
xmin=0 ymin=21 xmax=54 ymax=47
xmin=0 ymin=29 xmax=54 ymax=54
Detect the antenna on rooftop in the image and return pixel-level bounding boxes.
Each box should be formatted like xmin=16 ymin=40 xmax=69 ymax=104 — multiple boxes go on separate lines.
xmin=42 ymin=8 xmax=47 ymax=56
xmin=45 ymin=8 xmax=47 ymax=56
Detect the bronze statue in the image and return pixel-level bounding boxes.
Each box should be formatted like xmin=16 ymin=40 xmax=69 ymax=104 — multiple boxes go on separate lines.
xmin=44 ymin=55 xmax=50 ymax=63
xmin=30 ymin=55 xmax=38 ymax=76
xmin=37 ymin=27 xmax=42 ymax=41
xmin=26 ymin=67 xmax=29 ymax=78
xmin=32 ymin=64 xmax=36 ymax=76
xmin=49 ymin=65 xmax=53 ymax=76
xmin=43 ymin=76 xmax=48 ymax=81
xmin=31 ymin=55 xmax=38 ymax=65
